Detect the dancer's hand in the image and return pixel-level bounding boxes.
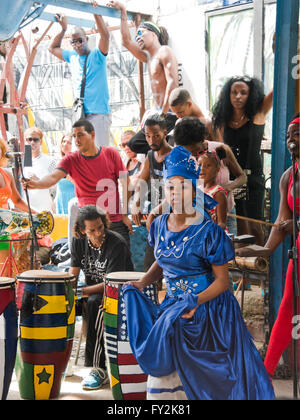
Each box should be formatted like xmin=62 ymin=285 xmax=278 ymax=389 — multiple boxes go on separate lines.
xmin=123 ymin=280 xmax=145 ymax=292
xmin=131 ymin=202 xmax=142 ymax=226
xmin=55 ymin=14 xmax=68 ymax=31
xmin=181 ymin=306 xmax=197 ymax=319
xmin=106 ymin=1 xmax=125 ymax=11
xmin=122 ymin=214 xmax=133 ymax=235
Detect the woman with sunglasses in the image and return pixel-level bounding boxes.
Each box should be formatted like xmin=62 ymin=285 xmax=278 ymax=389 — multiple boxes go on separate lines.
xmin=120 ymin=130 xmax=142 ymax=185
xmin=23 ymin=126 xmax=56 ymax=213
xmin=212 ymin=74 xmax=273 ymax=245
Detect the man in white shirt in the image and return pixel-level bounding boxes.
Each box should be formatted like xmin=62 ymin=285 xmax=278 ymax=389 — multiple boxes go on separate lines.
xmin=23 ymin=127 xmax=56 ymax=212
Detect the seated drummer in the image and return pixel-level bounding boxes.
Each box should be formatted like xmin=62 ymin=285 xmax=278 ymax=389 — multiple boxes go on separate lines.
xmin=69 ymin=205 xmax=132 ymax=391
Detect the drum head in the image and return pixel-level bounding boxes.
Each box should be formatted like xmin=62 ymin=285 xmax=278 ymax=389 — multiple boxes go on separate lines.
xmin=105 ymin=271 xmax=144 ymax=283
xmin=16 ymin=270 xmax=75 ymax=283
xmin=0 ymin=277 xmax=15 ymax=289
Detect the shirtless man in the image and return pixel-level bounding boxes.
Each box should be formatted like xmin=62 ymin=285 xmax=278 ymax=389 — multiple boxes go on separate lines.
xmin=168 ymin=87 xmax=214 ymax=141
xmin=169 ymin=88 xmax=206 ymax=121
xmin=107 ymin=1 xmax=178 ymax=154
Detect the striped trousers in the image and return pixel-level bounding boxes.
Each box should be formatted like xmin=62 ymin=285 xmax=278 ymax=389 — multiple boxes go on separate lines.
xmin=84 ymin=294 xmax=105 ymax=369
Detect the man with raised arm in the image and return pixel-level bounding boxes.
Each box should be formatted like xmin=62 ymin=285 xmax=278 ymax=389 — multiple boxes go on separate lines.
xmin=49 ymin=4 xmax=111 ymax=147
xmin=107 ymin=1 xmax=179 ymax=154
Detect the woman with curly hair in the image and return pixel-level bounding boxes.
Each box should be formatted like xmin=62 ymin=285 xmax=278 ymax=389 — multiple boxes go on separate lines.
xmin=69 ymin=205 xmax=132 ymax=390
xmin=212 ymin=76 xmax=273 ymax=244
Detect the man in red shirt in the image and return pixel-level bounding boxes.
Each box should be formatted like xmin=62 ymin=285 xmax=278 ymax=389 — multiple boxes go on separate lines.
xmin=22 ymin=119 xmax=133 ymax=246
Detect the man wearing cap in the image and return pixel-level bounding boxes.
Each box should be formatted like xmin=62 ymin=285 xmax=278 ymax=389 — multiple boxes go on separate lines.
xmin=107 ymin=1 xmax=179 ymax=154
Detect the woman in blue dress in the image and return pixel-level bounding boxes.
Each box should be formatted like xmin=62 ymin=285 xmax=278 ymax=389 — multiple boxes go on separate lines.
xmin=123 ymin=145 xmax=275 ymax=400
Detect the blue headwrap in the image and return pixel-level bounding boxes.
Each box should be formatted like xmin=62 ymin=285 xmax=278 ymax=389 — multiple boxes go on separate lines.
xmin=163 ymin=146 xmax=217 ymax=218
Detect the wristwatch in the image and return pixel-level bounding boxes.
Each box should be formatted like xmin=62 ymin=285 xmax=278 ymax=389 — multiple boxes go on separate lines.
xmin=76 ymin=287 xmax=84 ymax=299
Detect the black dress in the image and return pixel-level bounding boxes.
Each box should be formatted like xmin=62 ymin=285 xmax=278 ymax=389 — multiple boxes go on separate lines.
xmin=224 ymin=120 xmax=265 ymax=220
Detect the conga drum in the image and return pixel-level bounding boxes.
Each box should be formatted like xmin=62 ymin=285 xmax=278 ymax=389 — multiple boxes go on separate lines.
xmin=0 ymin=278 xmax=17 ymax=400
xmin=15 ymin=270 xmax=76 ymax=400
xmin=103 ymin=272 xmax=157 ymax=400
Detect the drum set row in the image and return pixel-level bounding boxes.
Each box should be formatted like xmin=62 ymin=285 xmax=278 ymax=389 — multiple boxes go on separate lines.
xmin=0 ymin=270 xmax=157 ymax=400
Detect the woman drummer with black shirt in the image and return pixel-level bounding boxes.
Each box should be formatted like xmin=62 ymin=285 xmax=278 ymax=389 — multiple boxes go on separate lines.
xmin=69 ymin=205 xmax=132 ymax=390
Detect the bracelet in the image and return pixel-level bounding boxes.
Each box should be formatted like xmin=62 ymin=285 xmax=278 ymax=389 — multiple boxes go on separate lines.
xmin=76 ymin=287 xmax=84 ymax=299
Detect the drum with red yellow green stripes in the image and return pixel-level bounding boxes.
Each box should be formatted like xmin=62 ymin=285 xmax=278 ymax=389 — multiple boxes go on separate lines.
xmin=103 ymin=272 xmax=157 ymax=400
xmin=15 ymin=270 xmax=76 ymax=400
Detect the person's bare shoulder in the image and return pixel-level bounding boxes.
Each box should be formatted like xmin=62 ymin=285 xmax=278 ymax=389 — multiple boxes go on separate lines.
xmin=158 ymin=45 xmax=176 ymax=58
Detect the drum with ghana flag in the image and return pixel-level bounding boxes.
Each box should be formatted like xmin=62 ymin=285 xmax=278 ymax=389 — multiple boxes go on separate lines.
xmin=14 ymin=270 xmax=76 ymax=400
xmin=0 ymin=277 xmax=18 ymax=400
xmin=103 ymin=271 xmax=157 ymax=400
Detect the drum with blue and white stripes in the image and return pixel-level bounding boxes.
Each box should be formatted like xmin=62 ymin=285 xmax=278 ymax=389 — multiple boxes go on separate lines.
xmin=103 ymin=272 xmax=157 ymax=400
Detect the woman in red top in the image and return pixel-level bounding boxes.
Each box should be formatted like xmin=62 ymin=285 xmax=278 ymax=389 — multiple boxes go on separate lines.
xmin=0 ymin=138 xmax=35 ymax=274
xmin=262 ymin=116 xmax=300 ymax=378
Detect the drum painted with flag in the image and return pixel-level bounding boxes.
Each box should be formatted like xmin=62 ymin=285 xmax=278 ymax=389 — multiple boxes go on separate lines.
xmin=15 ymin=270 xmax=76 ymax=400
xmin=103 ymin=272 xmax=157 ymax=400
xmin=0 ymin=278 xmax=17 ymax=400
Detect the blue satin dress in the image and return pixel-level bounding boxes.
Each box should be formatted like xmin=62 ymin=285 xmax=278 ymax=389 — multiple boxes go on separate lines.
xmin=123 ymin=215 xmax=275 ymax=400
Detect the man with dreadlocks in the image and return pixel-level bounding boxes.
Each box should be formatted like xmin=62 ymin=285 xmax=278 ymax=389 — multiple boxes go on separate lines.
xmin=107 ymin=1 xmax=179 ymax=155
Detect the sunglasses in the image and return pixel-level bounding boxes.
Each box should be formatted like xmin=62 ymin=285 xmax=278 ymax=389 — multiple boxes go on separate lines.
xmin=70 ymin=38 xmax=84 ymax=46
xmin=26 ymin=137 xmax=40 ymax=143
xmin=231 ymin=75 xmax=252 ymax=83
xmin=135 ymin=29 xmax=143 ymax=41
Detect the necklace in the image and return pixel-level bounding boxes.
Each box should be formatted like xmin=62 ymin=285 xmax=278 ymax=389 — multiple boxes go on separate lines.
xmin=232 ymin=114 xmax=246 ymax=126
xmin=88 ymin=235 xmax=106 ymax=252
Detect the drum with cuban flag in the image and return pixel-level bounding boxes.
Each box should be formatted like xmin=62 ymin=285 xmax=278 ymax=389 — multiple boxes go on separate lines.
xmin=0 ymin=278 xmax=18 ymax=400
xmin=103 ymin=272 xmax=157 ymax=400
xmin=15 ymin=270 xmax=75 ymax=400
